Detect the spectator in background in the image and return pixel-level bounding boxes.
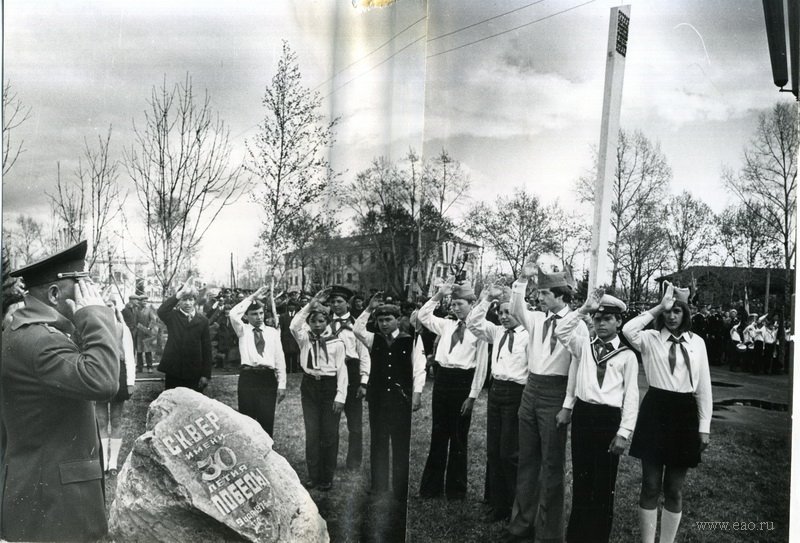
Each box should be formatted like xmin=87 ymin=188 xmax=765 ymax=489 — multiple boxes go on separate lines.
xmin=157 ymin=276 xmax=213 ymax=392
xmin=96 ymin=292 xmax=137 ymax=476
xmin=121 ymin=294 xmax=139 ymax=338
xmin=135 ymin=297 xmax=158 ymax=374
xmin=280 ymin=300 xmax=301 ymax=373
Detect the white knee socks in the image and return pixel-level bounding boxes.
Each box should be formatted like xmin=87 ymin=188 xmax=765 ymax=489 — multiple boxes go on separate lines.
xmin=639 ymin=507 xmax=658 ymax=543
xmin=108 ymin=438 xmax=123 ymax=471
xmin=101 ymin=438 xmax=110 ymax=468
xmin=659 ymin=509 xmax=682 ymax=543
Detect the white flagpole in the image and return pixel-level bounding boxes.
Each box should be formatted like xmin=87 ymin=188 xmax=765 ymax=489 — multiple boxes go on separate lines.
xmin=589 ymin=5 xmax=631 ymax=292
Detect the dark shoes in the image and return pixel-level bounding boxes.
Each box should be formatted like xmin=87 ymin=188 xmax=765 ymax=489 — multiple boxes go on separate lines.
xmin=499 ymin=530 xmax=531 ymax=543
xmin=483 ymin=508 xmax=510 ymax=523
xmin=317 ymin=482 xmax=333 ymax=492
xmin=303 ymin=480 xmax=317 ymax=489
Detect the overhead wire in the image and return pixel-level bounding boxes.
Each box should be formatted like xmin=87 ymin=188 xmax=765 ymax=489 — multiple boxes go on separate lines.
xmin=427 ymin=0 xmax=597 ymax=59
xmin=314 ymin=14 xmax=428 ymax=91
xmin=426 ymin=0 xmax=548 ymax=43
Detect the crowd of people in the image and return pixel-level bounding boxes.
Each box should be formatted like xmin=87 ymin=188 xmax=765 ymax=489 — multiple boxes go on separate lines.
xmin=0 ymin=238 xmax=793 ymax=542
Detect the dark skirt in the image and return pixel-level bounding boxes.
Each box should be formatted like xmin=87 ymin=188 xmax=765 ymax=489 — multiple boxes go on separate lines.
xmin=629 ymin=387 xmax=701 ymax=468
xmin=112 ymin=361 xmax=131 ymax=402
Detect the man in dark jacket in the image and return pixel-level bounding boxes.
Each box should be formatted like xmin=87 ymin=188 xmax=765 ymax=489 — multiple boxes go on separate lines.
xmin=1 ymin=240 xmax=119 ymax=542
xmin=157 ymin=276 xmax=213 ymax=392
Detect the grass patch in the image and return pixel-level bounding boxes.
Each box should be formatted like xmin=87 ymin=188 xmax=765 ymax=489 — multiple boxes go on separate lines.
xmin=111 ymin=374 xmax=790 ymax=542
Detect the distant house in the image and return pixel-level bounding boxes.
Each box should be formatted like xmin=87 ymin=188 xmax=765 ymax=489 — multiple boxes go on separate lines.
xmin=656 ymin=266 xmax=794 ymax=313
xmin=283 ymin=233 xmax=480 ymax=300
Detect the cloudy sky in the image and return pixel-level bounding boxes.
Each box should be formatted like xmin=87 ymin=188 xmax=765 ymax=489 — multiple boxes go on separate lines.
xmin=2 ymin=0 xmax=787 ymax=282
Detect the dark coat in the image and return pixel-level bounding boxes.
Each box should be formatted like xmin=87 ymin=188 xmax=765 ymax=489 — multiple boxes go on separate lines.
xmin=1 ymin=296 xmax=119 ymax=542
xmin=279 ymin=312 xmax=300 ymax=355
xmin=157 ymin=296 xmax=213 ymax=380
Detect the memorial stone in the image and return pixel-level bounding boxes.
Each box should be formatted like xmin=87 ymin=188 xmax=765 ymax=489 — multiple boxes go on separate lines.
xmin=109 ymin=388 xmax=329 ymax=542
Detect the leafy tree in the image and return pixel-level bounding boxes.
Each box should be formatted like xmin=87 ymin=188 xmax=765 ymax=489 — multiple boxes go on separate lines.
xmin=464 ymin=189 xmax=559 ymax=279
xmin=345 ymin=152 xmax=461 ymax=297
xmin=617 ymin=211 xmax=669 ymax=301
xmin=246 ymin=41 xmax=339 ymax=280
xmin=717 ymin=203 xmax=779 ymax=268
xmin=4 ymin=215 xmax=47 ymax=267
xmin=664 ymin=190 xmax=717 ymax=271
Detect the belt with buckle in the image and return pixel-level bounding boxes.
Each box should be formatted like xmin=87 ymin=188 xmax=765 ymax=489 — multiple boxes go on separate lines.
xmin=241 ymin=365 xmax=275 ymax=372
xmin=305 ymin=372 xmax=335 ymax=381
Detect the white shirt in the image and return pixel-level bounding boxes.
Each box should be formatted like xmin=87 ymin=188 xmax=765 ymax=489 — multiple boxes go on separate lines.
xmin=417 ymin=298 xmax=489 ymax=399
xmin=466 ymin=300 xmax=529 ymax=386
xmin=764 ymin=326 xmax=777 ymax=344
xmin=510 ymin=280 xmax=584 ymax=376
xmin=328 ymin=312 xmax=371 ymax=385
xmin=290 ymin=304 xmax=348 ymax=403
xmin=743 ymin=323 xmax=757 ymax=343
xmin=352 ymin=311 xmax=427 ymax=394
xmin=230 ymin=298 xmax=287 ymax=389
xmin=622 ymin=312 xmax=713 ymax=434
xmin=556 ymin=311 xmax=639 ymax=439
xmin=120 ymin=322 xmax=137 ymax=388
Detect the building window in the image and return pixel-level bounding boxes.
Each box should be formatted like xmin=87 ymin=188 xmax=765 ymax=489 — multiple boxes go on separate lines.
xmin=358 ymin=253 xmax=364 ymax=264
xmin=346 ymin=273 xmax=353 ymax=283
xmin=336 ymin=273 xmax=342 ymax=284
xmin=346 ymin=254 xmax=352 ymax=266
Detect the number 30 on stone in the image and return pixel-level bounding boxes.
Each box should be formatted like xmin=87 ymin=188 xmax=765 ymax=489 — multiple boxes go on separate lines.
xmin=197 ymin=446 xmax=238 ymax=481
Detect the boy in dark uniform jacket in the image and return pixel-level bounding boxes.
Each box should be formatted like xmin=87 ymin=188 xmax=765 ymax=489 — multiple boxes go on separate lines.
xmin=354 ymin=294 xmax=426 ymax=500
xmin=157 ymin=276 xmax=213 ymax=392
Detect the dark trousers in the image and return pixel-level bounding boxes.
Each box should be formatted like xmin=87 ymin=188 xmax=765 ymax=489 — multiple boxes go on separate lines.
xmin=509 ymin=373 xmax=568 ymax=541
xmin=285 ymin=352 xmax=300 ymax=373
xmin=752 ymin=341 xmax=765 ymax=374
xmin=137 ymin=351 xmax=153 ymax=371
xmin=237 ymin=368 xmax=278 ymax=436
xmin=728 ymin=341 xmax=743 ymax=371
xmin=344 ymin=358 xmax=363 ymax=469
xmin=487 ymin=379 xmax=524 ymax=516
xmin=164 ymin=374 xmax=204 ymax=392
xmin=369 ymin=391 xmax=412 ymax=500
xmin=566 ymin=399 xmax=622 ymax=543
xmin=419 ymin=367 xmax=474 ymax=499
xmin=300 ymin=374 xmax=341 ymax=485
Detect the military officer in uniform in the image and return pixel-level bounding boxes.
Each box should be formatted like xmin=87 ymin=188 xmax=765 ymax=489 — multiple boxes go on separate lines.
xmin=1 ymin=240 xmax=120 ymax=542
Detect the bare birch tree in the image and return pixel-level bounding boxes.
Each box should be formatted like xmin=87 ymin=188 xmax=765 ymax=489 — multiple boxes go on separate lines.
xmin=724 ymin=102 xmax=797 ymax=274
xmin=125 ymin=75 xmax=245 ymax=295
xmin=49 ymin=127 xmax=124 ymax=269
xmin=2 ymin=80 xmax=31 ymax=176
xmin=577 ymin=129 xmax=672 ymax=290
